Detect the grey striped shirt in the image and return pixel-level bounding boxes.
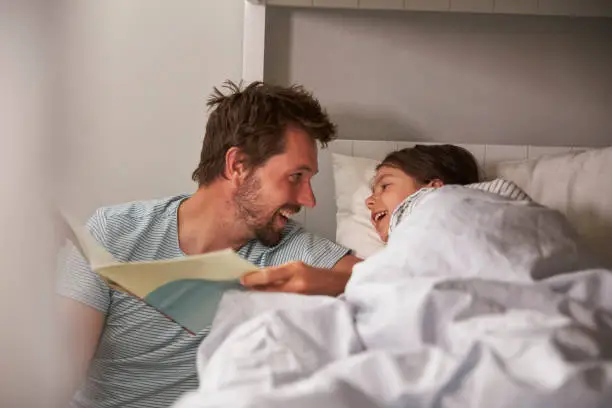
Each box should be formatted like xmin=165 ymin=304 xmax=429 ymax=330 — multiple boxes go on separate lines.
xmin=57 ymin=194 xmax=349 ymax=408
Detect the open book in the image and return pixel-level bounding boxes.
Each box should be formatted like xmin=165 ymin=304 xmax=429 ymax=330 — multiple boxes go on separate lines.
xmin=60 ymin=212 xmax=258 ymax=334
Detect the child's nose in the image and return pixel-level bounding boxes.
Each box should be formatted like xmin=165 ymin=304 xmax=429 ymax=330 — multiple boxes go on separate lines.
xmin=365 ymin=195 xmax=375 ymax=209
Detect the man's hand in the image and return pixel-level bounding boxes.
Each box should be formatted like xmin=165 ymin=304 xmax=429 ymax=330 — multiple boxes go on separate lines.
xmin=240 ymin=261 xmax=349 ymax=297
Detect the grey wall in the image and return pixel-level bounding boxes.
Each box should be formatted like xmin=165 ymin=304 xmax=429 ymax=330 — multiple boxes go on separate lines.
xmin=265 ymin=7 xmax=612 ymax=147
xmin=57 ymin=0 xmax=245 ymax=221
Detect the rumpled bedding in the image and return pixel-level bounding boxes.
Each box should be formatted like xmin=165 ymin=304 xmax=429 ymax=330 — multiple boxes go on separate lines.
xmin=173 ymin=185 xmax=612 ymax=408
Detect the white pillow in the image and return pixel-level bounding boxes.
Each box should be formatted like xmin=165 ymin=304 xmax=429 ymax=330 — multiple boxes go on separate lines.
xmin=493 ymin=146 xmax=612 ymax=265
xmin=331 ymin=153 xmax=384 ymax=258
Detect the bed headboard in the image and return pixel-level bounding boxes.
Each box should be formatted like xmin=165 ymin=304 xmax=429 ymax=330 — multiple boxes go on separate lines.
xmin=296 ymin=140 xmax=588 ymax=241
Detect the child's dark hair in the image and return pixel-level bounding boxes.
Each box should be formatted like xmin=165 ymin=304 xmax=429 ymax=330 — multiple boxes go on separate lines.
xmin=378 ymin=144 xmax=480 ymax=185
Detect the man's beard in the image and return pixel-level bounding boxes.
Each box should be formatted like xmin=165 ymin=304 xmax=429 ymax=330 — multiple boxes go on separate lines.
xmin=234 ymin=173 xmax=301 ymax=247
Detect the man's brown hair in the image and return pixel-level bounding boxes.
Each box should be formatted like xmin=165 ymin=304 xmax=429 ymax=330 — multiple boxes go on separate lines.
xmin=379 ymin=144 xmax=480 ymax=185
xmin=192 ymin=80 xmax=337 ymax=186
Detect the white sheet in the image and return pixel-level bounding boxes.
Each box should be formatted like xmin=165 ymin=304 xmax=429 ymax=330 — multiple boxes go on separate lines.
xmin=173 ymin=186 xmax=612 ymax=408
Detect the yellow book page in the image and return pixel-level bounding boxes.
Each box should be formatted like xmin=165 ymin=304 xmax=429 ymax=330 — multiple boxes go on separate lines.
xmin=96 ymin=250 xmax=257 ymax=298
xmin=60 ymin=212 xmax=118 ymax=269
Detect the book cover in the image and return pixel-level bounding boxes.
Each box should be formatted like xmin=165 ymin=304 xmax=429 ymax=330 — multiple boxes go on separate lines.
xmin=59 ymin=211 xmax=258 ymax=334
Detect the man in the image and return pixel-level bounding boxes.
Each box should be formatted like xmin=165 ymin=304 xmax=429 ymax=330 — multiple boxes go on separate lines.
xmin=58 ymin=81 xmax=361 ymax=408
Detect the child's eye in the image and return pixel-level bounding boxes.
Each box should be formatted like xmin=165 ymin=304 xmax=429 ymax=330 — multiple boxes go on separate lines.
xmin=381 ymin=183 xmax=390 ymax=191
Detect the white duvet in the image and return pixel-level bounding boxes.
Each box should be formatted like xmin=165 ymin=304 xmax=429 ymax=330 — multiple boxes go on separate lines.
xmin=173 ymin=186 xmax=612 ymax=408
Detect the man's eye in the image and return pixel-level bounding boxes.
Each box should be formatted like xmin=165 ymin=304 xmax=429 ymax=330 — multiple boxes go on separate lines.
xmin=289 ymin=173 xmax=303 ymax=183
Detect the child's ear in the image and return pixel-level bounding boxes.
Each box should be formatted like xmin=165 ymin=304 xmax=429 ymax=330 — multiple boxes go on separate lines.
xmin=429 ymin=179 xmax=444 ymax=188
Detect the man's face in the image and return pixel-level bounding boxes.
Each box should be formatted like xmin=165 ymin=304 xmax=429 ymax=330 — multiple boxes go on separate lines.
xmin=234 ymin=127 xmax=318 ymax=246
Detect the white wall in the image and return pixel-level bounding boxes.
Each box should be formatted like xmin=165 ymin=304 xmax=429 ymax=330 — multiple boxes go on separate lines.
xmin=57 ymin=0 xmax=245 ymax=221
xmin=265 ymin=7 xmax=612 ymax=147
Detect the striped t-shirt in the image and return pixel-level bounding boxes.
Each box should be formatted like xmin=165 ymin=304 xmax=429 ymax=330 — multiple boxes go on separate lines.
xmin=57 ymin=194 xmax=350 ymax=408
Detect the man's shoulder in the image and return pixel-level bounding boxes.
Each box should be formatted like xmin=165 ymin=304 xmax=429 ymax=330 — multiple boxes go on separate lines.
xmin=94 ymin=195 xmax=186 ymax=220
xmin=268 ymin=220 xmax=336 ymax=252
xmin=249 ymin=219 xmax=350 ymax=268
xmin=90 ymin=194 xmax=188 ymax=225
xmin=86 ymin=194 xmax=188 ymax=248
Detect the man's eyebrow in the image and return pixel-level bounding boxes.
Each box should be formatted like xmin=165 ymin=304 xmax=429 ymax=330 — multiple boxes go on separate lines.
xmin=295 ymin=165 xmax=317 ymax=175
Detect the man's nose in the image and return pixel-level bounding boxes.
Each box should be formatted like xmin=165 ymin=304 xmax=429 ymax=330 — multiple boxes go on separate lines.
xmin=298 ymin=182 xmax=316 ymax=208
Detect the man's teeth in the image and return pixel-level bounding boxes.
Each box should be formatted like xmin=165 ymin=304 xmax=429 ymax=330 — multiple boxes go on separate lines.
xmin=279 ymin=209 xmax=293 ymax=218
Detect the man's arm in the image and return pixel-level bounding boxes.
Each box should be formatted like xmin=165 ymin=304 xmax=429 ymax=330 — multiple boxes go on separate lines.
xmin=240 ymin=253 xmax=362 ymax=296
xmin=53 ymin=209 xmax=113 ymax=404
xmin=331 ymin=253 xmax=361 ymax=276
xmin=57 ymin=298 xmax=104 ymax=404
xmin=240 ymin=221 xmax=362 ymax=296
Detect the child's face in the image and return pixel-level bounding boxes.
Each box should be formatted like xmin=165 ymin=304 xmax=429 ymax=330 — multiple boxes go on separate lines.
xmin=365 ymin=166 xmax=424 ymax=243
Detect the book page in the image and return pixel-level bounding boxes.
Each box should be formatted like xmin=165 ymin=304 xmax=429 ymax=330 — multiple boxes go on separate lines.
xmin=59 ymin=211 xmax=119 ymax=269
xmin=96 ymin=250 xmax=257 ymax=298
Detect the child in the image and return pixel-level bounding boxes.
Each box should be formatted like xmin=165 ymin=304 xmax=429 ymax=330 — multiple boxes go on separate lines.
xmin=366 ymin=144 xmax=530 ymax=242
xmin=366 ymin=144 xmax=480 ymax=243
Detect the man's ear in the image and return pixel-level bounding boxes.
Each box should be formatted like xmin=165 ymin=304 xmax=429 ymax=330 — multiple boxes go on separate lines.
xmin=224 ymin=147 xmax=249 ymax=183
xmin=429 ymin=179 xmax=445 ymax=188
